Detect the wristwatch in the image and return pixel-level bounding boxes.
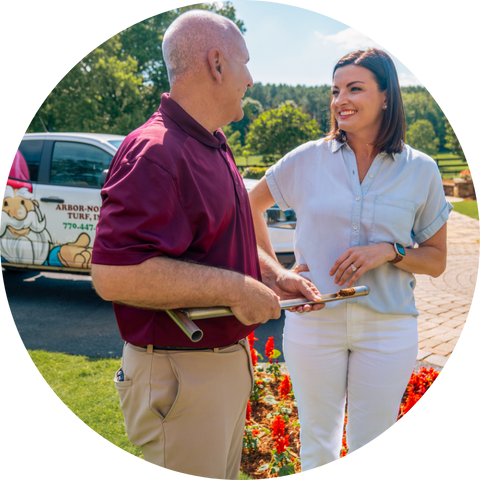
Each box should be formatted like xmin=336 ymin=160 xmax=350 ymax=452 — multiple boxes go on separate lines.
xmin=388 ymin=243 xmax=406 ymax=264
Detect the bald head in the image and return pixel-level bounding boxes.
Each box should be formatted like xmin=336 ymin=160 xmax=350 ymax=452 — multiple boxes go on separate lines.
xmin=163 ymin=10 xmax=242 ymax=85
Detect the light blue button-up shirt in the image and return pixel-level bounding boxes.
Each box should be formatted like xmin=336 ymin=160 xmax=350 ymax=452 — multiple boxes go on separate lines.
xmin=266 ymin=138 xmax=453 ymax=316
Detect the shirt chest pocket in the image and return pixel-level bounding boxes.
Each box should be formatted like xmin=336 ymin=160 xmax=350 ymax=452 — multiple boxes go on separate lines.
xmin=369 ymin=195 xmax=418 ymax=245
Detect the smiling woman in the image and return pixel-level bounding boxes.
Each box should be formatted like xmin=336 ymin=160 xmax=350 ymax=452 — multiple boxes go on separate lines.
xmin=328 ymin=49 xmax=406 ymax=156
xmin=248 ymin=47 xmax=452 ymax=471
xmin=331 ymin=65 xmax=387 ymax=158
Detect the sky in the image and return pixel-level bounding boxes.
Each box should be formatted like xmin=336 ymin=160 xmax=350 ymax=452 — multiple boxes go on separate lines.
xmin=224 ymin=0 xmax=422 ymax=87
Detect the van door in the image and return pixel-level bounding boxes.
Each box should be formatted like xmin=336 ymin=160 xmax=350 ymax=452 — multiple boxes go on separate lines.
xmin=33 ymin=140 xmax=113 ymax=271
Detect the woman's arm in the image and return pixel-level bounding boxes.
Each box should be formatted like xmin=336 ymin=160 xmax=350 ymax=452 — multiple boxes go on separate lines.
xmin=330 ymin=223 xmax=448 ymax=287
xmin=248 ymin=177 xmax=278 ymax=261
xmin=248 ymin=177 xmax=324 ymax=312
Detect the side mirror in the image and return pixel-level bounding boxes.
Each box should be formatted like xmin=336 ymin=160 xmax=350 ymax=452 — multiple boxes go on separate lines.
xmin=100 ymin=169 xmax=109 ymax=187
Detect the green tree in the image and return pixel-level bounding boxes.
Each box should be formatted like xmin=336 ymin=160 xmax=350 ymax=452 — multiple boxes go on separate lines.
xmin=401 ymin=89 xmax=446 ymax=149
xmin=444 ymin=119 xmax=465 ymax=159
xmin=222 ymin=125 xmax=243 ymax=157
xmin=229 ymin=97 xmax=263 ymax=145
xmin=28 ymin=36 xmax=145 ymax=134
xmin=27 ymin=2 xmax=244 ymax=134
xmin=245 ymin=83 xmax=332 ymax=133
xmin=246 ymin=101 xmax=321 ymax=161
xmin=406 ymin=119 xmax=439 ymax=156
xmin=118 ymin=2 xmax=245 ymax=114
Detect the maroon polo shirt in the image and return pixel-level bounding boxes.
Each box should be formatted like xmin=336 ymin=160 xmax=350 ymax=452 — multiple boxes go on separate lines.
xmin=92 ymin=93 xmax=262 ymax=348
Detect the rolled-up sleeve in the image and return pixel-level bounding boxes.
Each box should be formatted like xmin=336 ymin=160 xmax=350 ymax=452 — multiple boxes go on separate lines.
xmin=412 ymin=164 xmax=453 ymax=244
xmin=266 ymin=165 xmax=291 ymax=211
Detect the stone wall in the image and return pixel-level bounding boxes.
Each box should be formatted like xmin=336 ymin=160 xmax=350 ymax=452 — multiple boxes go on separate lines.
xmin=443 ymin=179 xmax=475 ymax=198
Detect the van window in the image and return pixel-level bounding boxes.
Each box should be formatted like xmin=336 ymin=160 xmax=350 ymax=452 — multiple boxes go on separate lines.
xmin=50 ymin=142 xmax=113 ymax=187
xmin=16 ymin=140 xmax=44 ymax=182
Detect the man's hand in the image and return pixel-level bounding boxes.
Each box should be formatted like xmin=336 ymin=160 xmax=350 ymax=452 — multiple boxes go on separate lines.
xmin=229 ymin=276 xmax=282 ymax=326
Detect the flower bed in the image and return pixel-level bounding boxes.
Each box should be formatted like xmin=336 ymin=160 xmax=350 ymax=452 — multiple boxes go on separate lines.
xmin=242 ymin=334 xmax=439 ymax=478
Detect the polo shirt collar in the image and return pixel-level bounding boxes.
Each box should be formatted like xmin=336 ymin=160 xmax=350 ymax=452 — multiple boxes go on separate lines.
xmin=159 ymin=93 xmax=226 ymax=149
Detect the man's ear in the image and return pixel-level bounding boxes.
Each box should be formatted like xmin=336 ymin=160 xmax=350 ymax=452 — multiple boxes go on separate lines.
xmin=207 ymin=48 xmax=223 ymax=84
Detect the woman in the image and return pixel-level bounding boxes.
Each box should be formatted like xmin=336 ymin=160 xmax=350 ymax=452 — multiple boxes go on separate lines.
xmin=249 ymin=49 xmax=452 ymax=469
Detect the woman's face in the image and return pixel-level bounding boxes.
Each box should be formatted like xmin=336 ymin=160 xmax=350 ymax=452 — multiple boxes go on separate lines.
xmin=331 ymin=65 xmax=387 ymax=139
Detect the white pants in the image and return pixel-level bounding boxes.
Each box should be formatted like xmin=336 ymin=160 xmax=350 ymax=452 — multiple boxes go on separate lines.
xmin=283 ymin=302 xmax=418 ymax=470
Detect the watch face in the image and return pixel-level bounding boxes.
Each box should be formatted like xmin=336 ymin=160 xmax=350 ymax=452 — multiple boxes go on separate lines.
xmin=396 ymin=243 xmax=406 ymax=256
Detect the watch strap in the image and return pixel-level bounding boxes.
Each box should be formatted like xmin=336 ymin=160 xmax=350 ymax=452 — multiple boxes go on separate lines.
xmin=388 ymin=243 xmax=405 ymax=264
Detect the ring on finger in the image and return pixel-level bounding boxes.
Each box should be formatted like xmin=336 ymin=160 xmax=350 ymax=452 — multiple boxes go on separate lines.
xmin=351 ymin=264 xmax=358 ymax=272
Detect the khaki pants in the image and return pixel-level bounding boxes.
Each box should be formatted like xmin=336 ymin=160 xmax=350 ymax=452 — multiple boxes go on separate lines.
xmin=114 ymin=338 xmax=254 ymax=479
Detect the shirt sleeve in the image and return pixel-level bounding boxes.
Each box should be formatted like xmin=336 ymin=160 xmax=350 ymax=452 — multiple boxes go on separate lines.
xmin=92 ymin=155 xmax=194 ymax=265
xmin=266 ymin=142 xmax=312 ymax=211
xmin=412 ymin=162 xmax=453 ymax=244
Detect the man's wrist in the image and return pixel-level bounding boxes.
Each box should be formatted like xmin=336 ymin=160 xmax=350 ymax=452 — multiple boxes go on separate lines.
xmin=258 ymin=248 xmax=284 ymax=283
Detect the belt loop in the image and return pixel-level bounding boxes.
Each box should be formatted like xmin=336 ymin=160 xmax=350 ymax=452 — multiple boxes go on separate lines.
xmin=147 ymin=344 xmax=154 ymax=354
xmin=213 ymin=347 xmax=219 ymax=353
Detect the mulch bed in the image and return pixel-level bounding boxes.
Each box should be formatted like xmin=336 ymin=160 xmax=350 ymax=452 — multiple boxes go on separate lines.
xmin=241 ymin=336 xmax=440 ymax=478
xmin=242 ymin=372 xmax=302 ymax=477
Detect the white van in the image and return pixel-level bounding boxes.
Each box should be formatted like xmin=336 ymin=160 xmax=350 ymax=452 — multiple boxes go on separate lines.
xmin=2 ymin=133 xmax=296 ymax=273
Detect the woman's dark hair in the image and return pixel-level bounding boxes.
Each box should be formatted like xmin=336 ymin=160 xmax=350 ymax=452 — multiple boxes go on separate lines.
xmin=326 ymin=48 xmax=405 ymax=154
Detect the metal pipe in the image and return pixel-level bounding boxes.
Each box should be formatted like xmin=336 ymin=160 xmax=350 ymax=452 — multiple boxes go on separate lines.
xmin=165 ymin=309 xmax=204 ymax=343
xmin=166 ymin=286 xmax=370 ymax=341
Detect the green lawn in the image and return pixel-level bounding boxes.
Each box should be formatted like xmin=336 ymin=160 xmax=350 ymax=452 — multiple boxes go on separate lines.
xmin=432 ymin=153 xmax=469 ymax=179
xmin=29 ymin=350 xmax=253 ymax=478
xmin=29 ymin=350 xmax=143 ymax=458
xmin=235 ymin=155 xmax=265 ymax=166
xmin=452 ymin=200 xmax=479 ymax=220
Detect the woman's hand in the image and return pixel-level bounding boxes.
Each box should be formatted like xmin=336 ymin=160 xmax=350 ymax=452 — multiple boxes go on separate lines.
xmin=285 ymin=264 xmax=325 ymax=314
xmin=330 ymin=243 xmax=395 ymax=287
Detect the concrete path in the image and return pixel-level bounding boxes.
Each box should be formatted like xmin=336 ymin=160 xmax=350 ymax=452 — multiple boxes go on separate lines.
xmin=415 ymin=197 xmax=479 ymax=368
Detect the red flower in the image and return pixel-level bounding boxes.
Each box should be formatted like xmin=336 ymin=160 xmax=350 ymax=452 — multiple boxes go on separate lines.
xmin=265 ymin=337 xmax=275 ymax=362
xmin=272 ymin=415 xmax=285 ymax=438
xmin=275 ymin=435 xmax=290 ymax=454
xmin=246 ymin=400 xmax=252 ymax=424
xmin=279 ymin=375 xmax=292 ymax=398
xmin=399 ymin=367 xmax=439 ymax=416
xmin=250 ymin=347 xmax=258 ymax=367
xmin=248 ymin=332 xmax=259 ymax=366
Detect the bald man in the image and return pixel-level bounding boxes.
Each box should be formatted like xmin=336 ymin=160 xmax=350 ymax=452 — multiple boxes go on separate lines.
xmin=91 ymin=10 xmax=320 ymax=478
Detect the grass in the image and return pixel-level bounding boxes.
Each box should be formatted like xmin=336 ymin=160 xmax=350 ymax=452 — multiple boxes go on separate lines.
xmin=235 ymin=155 xmax=265 ymax=166
xmin=29 ymin=350 xmax=143 ymax=458
xmin=28 ymin=350 xmax=253 ymax=478
xmin=235 ymin=155 xmax=280 ymax=167
xmin=452 ymin=200 xmax=479 ymax=220
xmin=432 ymin=153 xmax=469 ymax=179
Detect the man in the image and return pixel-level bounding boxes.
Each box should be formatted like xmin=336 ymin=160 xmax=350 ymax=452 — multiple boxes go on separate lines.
xmin=91 ymin=10 xmax=321 ymax=479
